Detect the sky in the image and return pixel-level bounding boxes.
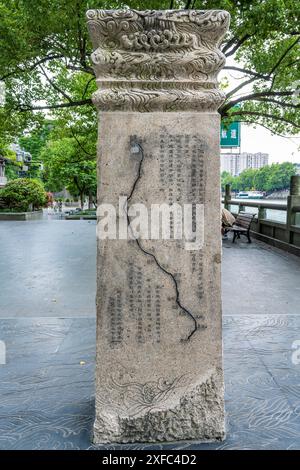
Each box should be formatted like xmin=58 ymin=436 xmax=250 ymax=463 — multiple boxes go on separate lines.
xmin=240 ymin=124 xmax=300 ymax=164
xmin=219 ymin=59 xmax=300 ymax=164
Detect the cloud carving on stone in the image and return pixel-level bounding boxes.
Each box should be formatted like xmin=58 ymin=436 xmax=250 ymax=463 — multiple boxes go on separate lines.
xmin=86 ymin=9 xmax=230 ymax=112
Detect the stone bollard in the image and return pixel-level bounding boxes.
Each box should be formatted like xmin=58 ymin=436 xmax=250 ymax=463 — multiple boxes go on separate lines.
xmin=87 ymin=8 xmax=230 ymax=444
xmin=224 ymin=183 xmax=232 ymax=210
xmin=290 ymin=175 xmax=300 ymax=197
xmin=287 ymin=175 xmax=300 ymax=243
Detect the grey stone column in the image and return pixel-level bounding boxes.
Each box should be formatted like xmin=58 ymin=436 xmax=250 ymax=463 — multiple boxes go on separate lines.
xmin=87 ymin=9 xmax=230 ymax=444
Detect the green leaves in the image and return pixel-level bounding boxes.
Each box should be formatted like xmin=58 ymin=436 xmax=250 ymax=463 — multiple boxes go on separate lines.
xmin=223 ymin=162 xmax=297 ymax=192
xmin=0 ymin=0 xmax=299 ymax=146
xmin=41 ymin=127 xmax=97 ymax=198
xmin=1 ymin=177 xmax=47 ymax=211
xmin=218 ymin=0 xmax=300 ymax=133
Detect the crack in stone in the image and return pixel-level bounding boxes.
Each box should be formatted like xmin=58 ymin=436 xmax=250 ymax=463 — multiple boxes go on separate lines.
xmin=126 ymin=140 xmax=205 ymax=342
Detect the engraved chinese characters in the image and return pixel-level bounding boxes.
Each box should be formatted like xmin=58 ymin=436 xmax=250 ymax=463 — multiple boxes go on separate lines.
xmin=87 ymin=9 xmax=230 ymax=443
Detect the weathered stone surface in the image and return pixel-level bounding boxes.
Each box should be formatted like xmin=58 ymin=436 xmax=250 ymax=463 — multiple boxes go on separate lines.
xmin=87 ymin=9 xmax=230 ymax=112
xmin=87 ymin=9 xmax=230 ymax=444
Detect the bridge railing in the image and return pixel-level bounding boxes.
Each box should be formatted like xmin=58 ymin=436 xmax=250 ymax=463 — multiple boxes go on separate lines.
xmin=222 ymin=176 xmax=300 ymax=256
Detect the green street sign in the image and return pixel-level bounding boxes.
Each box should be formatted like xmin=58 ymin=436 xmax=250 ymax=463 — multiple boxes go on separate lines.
xmin=221 ymin=121 xmax=241 ymax=148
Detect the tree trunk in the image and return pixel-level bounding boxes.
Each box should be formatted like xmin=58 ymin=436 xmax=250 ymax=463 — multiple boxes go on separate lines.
xmin=80 ymin=192 xmax=84 ymax=209
xmin=88 ymin=190 xmax=93 ymax=209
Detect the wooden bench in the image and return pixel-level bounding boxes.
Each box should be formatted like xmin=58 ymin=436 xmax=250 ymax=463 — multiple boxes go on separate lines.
xmin=230 ymin=212 xmax=256 ymax=243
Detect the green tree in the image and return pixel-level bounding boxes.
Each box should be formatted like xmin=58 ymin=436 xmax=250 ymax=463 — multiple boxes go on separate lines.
xmin=0 ymin=0 xmax=299 ymax=142
xmin=3 ymin=150 xmax=23 ymax=180
xmin=231 ymin=175 xmax=240 ymax=193
xmin=253 ymin=165 xmax=272 ymax=192
xmin=18 ymin=122 xmax=52 ymax=178
xmin=1 ymin=177 xmax=47 ymax=211
xmin=225 ymin=162 xmax=297 ymax=193
xmin=221 ymin=171 xmax=234 ymax=190
xmin=237 ymin=168 xmax=257 ymax=191
xmin=39 ymin=76 xmax=98 ymax=206
xmin=266 ymin=162 xmax=296 ymax=191
xmin=0 ymin=140 xmax=22 ymax=180
xmin=41 ymin=136 xmax=97 ymax=208
xmin=253 ymin=162 xmax=296 ymax=192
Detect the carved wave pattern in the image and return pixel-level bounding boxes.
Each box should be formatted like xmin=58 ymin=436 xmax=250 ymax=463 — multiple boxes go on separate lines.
xmin=93 ymin=87 xmax=225 ymax=112
xmin=1 ymin=314 xmax=299 ymax=449
xmin=96 ymin=375 xmax=188 ymax=417
xmin=91 ymin=47 xmax=226 ymax=81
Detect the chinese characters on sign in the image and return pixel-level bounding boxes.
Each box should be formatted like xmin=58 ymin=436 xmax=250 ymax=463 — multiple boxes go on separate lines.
xmin=220 ymin=121 xmax=241 ymax=148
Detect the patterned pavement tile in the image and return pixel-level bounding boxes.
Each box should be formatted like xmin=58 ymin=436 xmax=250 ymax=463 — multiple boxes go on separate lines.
xmin=0 ymin=315 xmax=299 ymax=450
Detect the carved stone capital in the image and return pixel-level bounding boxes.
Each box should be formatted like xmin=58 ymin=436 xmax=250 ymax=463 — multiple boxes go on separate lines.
xmin=87 ymin=9 xmax=230 ymax=112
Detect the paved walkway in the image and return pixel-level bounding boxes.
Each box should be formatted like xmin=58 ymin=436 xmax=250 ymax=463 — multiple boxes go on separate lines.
xmin=0 ymin=217 xmax=96 ymax=317
xmin=0 ymin=216 xmax=299 ymax=318
xmin=0 ymin=217 xmax=299 ymax=449
xmin=0 ymin=315 xmax=299 ymax=450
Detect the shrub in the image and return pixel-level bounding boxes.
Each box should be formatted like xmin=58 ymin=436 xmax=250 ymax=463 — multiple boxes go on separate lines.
xmin=1 ymin=178 xmax=47 ymax=212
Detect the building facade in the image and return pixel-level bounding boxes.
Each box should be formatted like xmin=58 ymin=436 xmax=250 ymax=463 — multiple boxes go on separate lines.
xmin=221 ymin=152 xmax=269 ymax=176
xmin=10 ymin=143 xmax=32 ymax=164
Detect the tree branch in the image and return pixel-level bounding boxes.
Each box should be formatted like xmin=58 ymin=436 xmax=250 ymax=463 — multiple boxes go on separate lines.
xmin=66 ymin=63 xmax=94 ymax=75
xmin=221 ymin=90 xmax=294 ymax=114
xmin=70 ymin=127 xmax=94 ymax=158
xmin=39 ymin=65 xmax=73 ymax=103
xmin=225 ymin=77 xmax=258 ymax=100
xmin=222 ymin=35 xmax=239 ymax=54
xmin=73 ymin=175 xmax=84 ymax=194
xmin=223 ymin=37 xmax=300 ymax=100
xmin=237 ymin=120 xmax=300 ymax=139
xmin=254 ymin=98 xmax=300 ymax=110
xmin=75 ymin=0 xmax=88 ymax=71
xmin=269 ymin=36 xmax=300 ymax=76
xmin=81 ymin=76 xmax=96 ymax=99
xmin=17 ymin=99 xmax=92 ymax=112
xmin=225 ymin=34 xmax=252 ymax=57
xmin=223 ymin=66 xmax=270 ymax=80
xmin=229 ymin=110 xmax=300 ymax=129
xmin=184 ymin=0 xmax=192 ymax=9
xmin=285 ymin=58 xmax=300 ymax=68
xmin=269 ymin=73 xmax=277 ymax=91
xmin=0 ymin=55 xmax=64 ymax=81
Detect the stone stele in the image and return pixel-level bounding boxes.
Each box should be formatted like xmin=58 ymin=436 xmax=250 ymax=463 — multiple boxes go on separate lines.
xmin=87 ymin=8 xmax=230 ymax=443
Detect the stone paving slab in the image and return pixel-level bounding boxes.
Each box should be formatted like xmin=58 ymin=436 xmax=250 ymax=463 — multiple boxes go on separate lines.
xmin=0 ymin=315 xmax=299 ymax=450
xmin=1 ymin=218 xmax=300 ymax=319
xmin=0 ymin=219 xmax=299 ymax=448
xmin=0 ymin=218 xmax=97 ymax=318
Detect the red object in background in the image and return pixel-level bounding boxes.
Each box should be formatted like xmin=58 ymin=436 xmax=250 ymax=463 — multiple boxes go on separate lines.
xmin=46 ymin=192 xmax=54 ymax=207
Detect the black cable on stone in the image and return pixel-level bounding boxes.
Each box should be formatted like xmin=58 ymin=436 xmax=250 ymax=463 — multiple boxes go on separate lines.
xmin=125 ymin=140 xmax=205 ymax=341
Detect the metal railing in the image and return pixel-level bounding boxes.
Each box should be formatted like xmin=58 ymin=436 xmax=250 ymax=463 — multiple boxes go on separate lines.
xmin=222 ymin=175 xmax=300 ymax=256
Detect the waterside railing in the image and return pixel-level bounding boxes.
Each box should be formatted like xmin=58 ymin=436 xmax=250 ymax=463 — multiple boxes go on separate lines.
xmin=222 ymin=176 xmax=300 ymax=256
